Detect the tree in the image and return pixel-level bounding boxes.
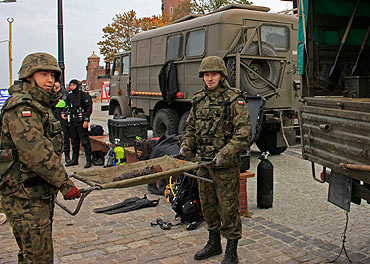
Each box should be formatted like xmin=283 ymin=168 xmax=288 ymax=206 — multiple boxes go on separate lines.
xmin=98 ymin=11 xmax=169 ymax=62
xmin=170 ymin=0 xmax=253 ymax=20
xmin=190 ymin=0 xmax=253 ymax=15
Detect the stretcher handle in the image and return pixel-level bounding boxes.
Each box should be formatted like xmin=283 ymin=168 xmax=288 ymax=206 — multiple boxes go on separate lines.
xmin=55 ymin=186 xmax=101 ymax=216
xmin=183 ymin=172 xmax=213 ymax=183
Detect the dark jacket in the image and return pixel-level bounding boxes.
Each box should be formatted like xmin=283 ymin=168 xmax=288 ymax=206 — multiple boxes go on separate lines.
xmin=158 ymin=61 xmax=178 ymax=103
xmin=64 ymin=88 xmax=92 ymax=125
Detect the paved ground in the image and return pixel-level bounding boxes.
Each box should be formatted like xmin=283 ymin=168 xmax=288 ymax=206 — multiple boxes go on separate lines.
xmin=0 ymin=103 xmax=369 ymax=264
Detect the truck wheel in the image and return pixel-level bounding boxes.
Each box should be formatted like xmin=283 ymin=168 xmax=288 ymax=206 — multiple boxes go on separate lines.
xmin=153 ymin=108 xmax=179 ymax=137
xmin=178 ymin=111 xmax=189 ymax=135
xmin=113 ymin=106 xmax=122 ymax=119
xmin=227 ymin=41 xmax=280 ymax=95
xmin=255 ymin=129 xmax=287 ymax=155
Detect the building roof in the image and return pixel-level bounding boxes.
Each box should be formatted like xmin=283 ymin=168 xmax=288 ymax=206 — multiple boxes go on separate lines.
xmin=88 ymin=51 xmax=100 ymax=59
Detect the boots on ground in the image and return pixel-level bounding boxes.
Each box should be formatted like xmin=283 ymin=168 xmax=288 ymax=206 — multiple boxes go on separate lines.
xmin=194 ymin=230 xmax=222 ymax=260
xmin=221 ymin=239 xmax=239 ymax=264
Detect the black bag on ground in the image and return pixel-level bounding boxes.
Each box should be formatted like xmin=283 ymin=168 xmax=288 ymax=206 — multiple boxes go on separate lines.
xmin=168 ymin=173 xmax=203 ymax=227
xmin=92 ymin=150 xmax=106 ymax=166
xmin=147 ymin=135 xmax=183 ymax=195
xmin=89 ymin=124 xmax=104 ymax=136
xmin=134 ymin=138 xmax=158 ymax=161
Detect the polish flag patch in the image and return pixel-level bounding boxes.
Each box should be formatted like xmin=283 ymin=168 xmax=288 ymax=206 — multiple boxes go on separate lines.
xmin=22 ymin=110 xmax=32 ymax=117
xmin=237 ymin=100 xmax=245 ymax=105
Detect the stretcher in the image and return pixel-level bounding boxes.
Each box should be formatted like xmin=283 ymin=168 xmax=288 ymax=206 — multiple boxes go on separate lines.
xmin=56 ymin=156 xmax=213 ymax=215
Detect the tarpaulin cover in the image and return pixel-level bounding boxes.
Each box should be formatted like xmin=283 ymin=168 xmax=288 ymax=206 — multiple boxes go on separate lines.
xmin=296 ymin=0 xmax=370 ymax=75
xmin=72 ymin=156 xmax=199 ymax=189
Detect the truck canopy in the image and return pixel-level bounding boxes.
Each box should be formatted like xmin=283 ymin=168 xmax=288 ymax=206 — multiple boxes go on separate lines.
xmin=297 ymin=0 xmax=370 ymax=76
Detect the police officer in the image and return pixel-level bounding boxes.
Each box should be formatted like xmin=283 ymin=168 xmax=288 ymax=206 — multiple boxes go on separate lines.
xmin=62 ymin=79 xmax=93 ymax=168
xmin=0 ymin=52 xmax=81 ymax=263
xmin=52 ymin=81 xmax=71 ymax=164
xmin=180 ymin=56 xmax=252 ymax=264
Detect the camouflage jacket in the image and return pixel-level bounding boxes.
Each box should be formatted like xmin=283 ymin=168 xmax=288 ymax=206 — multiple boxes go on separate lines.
xmin=0 ymin=81 xmax=74 ymax=199
xmin=181 ymin=82 xmax=252 ymax=167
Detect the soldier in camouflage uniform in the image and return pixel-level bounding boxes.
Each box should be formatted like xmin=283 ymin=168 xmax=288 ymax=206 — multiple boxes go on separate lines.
xmin=0 ymin=52 xmax=81 ymax=263
xmin=180 ymin=56 xmax=252 ymax=264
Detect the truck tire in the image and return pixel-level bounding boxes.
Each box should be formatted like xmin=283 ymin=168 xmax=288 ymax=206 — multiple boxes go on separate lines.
xmin=153 ymin=108 xmax=179 ymax=137
xmin=113 ymin=105 xmax=122 ymax=119
xmin=178 ymin=111 xmax=189 ymax=135
xmin=226 ymin=41 xmax=280 ymax=95
xmin=255 ymin=129 xmax=287 ymax=155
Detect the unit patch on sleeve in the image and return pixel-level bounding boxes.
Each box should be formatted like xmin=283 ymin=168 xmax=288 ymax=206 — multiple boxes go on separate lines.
xmin=237 ymin=100 xmax=245 ymax=105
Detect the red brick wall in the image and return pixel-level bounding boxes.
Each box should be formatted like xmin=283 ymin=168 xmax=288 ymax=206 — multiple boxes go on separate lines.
xmin=162 ymin=0 xmax=186 ymax=17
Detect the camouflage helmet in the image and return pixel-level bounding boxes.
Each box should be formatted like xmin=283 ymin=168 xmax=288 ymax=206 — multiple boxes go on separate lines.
xmin=198 ymin=56 xmax=228 ymax=78
xmin=18 ymin=52 xmax=61 ymax=81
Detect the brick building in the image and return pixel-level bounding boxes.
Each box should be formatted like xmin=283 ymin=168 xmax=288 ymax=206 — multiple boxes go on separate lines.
xmin=162 ymin=0 xmax=188 ymax=17
xmin=85 ymin=51 xmax=109 ymax=91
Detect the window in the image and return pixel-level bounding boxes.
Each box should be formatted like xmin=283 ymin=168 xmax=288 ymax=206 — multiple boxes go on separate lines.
xmin=122 ymin=55 xmax=130 ymax=75
xmin=186 ymin=29 xmax=205 ymax=57
xmin=166 ymin=34 xmax=183 ymax=60
xmin=261 ymin=25 xmax=289 ymax=51
xmin=112 ymin=57 xmax=122 ymax=76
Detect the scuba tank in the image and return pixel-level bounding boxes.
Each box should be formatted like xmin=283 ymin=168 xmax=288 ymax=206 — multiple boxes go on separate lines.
xmin=257 ymin=152 xmax=273 ymax=209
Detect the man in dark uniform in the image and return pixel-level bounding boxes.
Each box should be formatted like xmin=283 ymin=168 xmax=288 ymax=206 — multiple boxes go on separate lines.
xmin=180 ymin=56 xmax=252 ymax=264
xmin=62 ymin=79 xmax=93 ymax=168
xmin=0 ymin=52 xmax=81 ymax=263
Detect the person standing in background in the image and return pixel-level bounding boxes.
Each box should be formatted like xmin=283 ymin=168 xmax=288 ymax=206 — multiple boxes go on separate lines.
xmin=52 ymin=81 xmax=71 ymax=164
xmin=62 ymin=79 xmax=93 ymax=168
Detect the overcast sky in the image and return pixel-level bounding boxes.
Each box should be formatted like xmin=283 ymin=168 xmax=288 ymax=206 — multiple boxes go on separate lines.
xmin=0 ymin=0 xmax=292 ymax=88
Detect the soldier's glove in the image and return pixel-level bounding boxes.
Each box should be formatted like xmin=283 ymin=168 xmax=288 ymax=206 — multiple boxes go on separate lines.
xmin=212 ymin=156 xmax=223 ymax=167
xmin=64 ymin=186 xmax=81 ymax=200
xmin=179 ymin=147 xmax=193 ymax=160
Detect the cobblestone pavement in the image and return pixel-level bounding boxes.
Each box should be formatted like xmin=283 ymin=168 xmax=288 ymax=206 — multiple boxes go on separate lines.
xmin=1 ymin=104 xmax=369 ymax=264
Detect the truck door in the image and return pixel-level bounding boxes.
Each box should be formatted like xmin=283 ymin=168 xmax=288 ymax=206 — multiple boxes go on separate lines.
xmin=110 ymin=54 xmax=132 ymax=117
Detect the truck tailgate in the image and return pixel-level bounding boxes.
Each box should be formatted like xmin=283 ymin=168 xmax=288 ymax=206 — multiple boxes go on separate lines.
xmin=299 ymin=97 xmax=370 ymax=183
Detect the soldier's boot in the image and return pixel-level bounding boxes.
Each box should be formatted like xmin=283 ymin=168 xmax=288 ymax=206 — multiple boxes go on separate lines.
xmin=64 ymin=152 xmax=71 ymax=164
xmin=84 ymin=153 xmax=92 ymax=168
xmin=66 ymin=152 xmax=79 ymax=167
xmin=194 ymin=230 xmax=222 ymax=260
xmin=221 ymin=239 xmax=239 ymax=264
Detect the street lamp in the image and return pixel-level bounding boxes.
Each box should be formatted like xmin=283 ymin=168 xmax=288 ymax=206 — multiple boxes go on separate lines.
xmin=0 ymin=0 xmax=17 ymax=3
xmin=0 ymin=18 xmax=14 ymax=86
xmin=57 ymin=0 xmax=66 ymax=89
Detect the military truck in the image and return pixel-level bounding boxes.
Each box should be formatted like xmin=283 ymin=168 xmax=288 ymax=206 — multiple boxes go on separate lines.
xmin=108 ymin=4 xmax=300 ymax=154
xmin=298 ymin=0 xmax=370 ymax=210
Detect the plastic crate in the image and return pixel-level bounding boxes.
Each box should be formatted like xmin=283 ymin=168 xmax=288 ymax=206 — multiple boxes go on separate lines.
xmin=108 ymin=117 xmax=148 ymax=146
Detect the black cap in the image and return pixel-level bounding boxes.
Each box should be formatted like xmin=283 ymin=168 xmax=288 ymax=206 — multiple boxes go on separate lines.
xmin=69 ymin=79 xmax=79 ymax=86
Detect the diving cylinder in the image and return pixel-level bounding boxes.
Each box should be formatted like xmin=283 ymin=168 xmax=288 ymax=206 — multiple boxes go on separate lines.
xmin=257 ymin=152 xmax=274 ymax=209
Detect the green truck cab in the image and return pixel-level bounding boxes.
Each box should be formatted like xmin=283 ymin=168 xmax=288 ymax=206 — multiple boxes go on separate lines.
xmin=298 ymin=0 xmax=370 ymax=210
xmin=108 ymin=4 xmax=300 ymax=154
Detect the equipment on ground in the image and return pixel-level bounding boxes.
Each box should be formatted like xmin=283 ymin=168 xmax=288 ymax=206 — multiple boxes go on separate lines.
xmin=55 ymin=156 xmax=213 ymax=216
xmin=257 ymin=152 xmax=274 ymax=209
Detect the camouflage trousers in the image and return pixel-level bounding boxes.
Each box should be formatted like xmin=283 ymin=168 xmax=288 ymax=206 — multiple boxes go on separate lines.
xmin=197 ymin=166 xmax=241 ymax=240
xmin=1 ymin=195 xmax=54 ymax=264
